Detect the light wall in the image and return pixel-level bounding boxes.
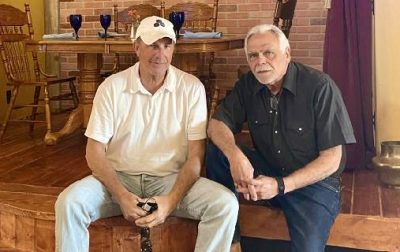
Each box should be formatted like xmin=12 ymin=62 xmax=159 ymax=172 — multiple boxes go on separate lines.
xmin=374 ymin=0 xmax=400 ymax=152
xmin=0 ymin=0 xmax=45 ymax=120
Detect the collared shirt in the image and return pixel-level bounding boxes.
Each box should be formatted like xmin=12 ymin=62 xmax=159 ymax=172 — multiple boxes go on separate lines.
xmin=85 ymin=63 xmax=207 ymax=176
xmin=214 ymin=62 xmax=356 ymax=178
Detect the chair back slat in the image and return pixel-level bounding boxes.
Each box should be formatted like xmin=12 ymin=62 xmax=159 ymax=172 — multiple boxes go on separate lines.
xmin=114 ymin=4 xmax=161 ymax=33
xmin=273 ymin=0 xmax=297 ymax=38
xmin=1 ymin=40 xmax=34 ymax=82
xmin=162 ymin=0 xmax=219 ymax=32
xmin=0 ymin=4 xmax=36 ymax=83
xmin=0 ymin=4 xmax=28 ymax=26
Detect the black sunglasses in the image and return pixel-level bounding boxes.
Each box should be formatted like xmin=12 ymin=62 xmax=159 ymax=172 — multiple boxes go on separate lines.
xmin=137 ymin=198 xmax=158 ymax=252
xmin=141 ymin=227 xmax=152 ymax=252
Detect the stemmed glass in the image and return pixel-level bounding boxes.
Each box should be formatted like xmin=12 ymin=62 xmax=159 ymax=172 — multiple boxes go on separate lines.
xmin=169 ymin=11 xmax=185 ymax=39
xmin=100 ymin=14 xmax=111 ymax=40
xmin=69 ymin=14 xmax=82 ymax=40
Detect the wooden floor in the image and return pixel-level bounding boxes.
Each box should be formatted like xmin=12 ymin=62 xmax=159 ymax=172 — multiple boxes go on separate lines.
xmin=1 ymin=115 xmax=400 ymax=251
xmin=0 ymin=115 xmax=90 ymax=188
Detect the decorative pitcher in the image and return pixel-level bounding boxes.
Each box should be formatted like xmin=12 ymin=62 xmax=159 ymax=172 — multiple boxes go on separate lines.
xmin=372 ymin=141 xmax=400 ymax=189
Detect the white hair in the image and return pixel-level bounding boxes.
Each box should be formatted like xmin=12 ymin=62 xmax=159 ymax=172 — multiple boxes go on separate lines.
xmin=244 ymin=24 xmax=290 ymax=55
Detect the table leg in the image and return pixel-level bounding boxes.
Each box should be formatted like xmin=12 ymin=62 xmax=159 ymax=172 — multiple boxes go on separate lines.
xmin=44 ymin=53 xmax=103 ymax=145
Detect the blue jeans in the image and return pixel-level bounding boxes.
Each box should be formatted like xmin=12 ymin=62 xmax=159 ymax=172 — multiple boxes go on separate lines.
xmin=206 ymin=143 xmax=341 ymax=252
xmin=55 ymin=173 xmax=238 ymax=252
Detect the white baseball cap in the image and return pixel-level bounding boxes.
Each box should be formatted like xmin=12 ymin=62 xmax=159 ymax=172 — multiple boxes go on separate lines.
xmin=135 ymin=16 xmax=176 ymax=44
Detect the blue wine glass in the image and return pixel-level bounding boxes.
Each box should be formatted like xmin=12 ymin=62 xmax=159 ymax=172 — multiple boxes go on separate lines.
xmin=169 ymin=11 xmax=185 ymax=39
xmin=69 ymin=14 xmax=82 ymax=40
xmin=100 ymin=14 xmax=111 ymax=40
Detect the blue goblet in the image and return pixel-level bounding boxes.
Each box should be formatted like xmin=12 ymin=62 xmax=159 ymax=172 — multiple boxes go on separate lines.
xmin=100 ymin=14 xmax=111 ymax=40
xmin=69 ymin=14 xmax=82 ymax=40
xmin=169 ymin=11 xmax=185 ymax=39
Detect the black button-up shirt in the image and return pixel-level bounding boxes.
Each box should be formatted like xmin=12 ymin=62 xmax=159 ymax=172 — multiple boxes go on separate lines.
xmin=213 ymin=62 xmax=356 ymax=178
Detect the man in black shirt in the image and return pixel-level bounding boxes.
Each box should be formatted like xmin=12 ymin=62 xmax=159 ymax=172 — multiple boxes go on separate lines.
xmin=206 ymin=24 xmax=356 ymax=251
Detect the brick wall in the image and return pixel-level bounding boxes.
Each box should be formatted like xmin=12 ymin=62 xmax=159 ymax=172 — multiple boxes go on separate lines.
xmin=59 ymin=0 xmax=327 ymax=86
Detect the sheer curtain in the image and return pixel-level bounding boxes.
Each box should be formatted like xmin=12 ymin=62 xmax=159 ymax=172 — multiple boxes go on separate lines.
xmin=323 ymin=0 xmax=375 ymax=170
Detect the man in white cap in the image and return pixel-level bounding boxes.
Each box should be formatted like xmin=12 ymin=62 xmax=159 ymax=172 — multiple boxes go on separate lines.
xmin=55 ymin=16 xmax=238 ymax=252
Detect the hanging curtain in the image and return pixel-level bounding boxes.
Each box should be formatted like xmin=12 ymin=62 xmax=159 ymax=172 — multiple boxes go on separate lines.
xmin=323 ymin=0 xmax=375 ymax=170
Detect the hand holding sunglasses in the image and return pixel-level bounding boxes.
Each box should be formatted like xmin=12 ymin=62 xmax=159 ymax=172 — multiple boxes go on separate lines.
xmin=137 ymin=198 xmax=158 ymax=214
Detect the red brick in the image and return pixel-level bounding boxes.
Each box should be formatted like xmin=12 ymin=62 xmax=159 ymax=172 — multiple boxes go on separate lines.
xmin=295 ymin=10 xmax=324 ymax=17
xmin=238 ymin=4 xmax=262 ymax=12
xmin=249 ymin=11 xmax=273 ymax=19
xmin=237 ymin=19 xmax=263 ymax=28
xmin=293 ymin=17 xmax=311 ymax=26
xmin=291 ymin=49 xmax=310 ymax=57
xmin=289 ymin=34 xmax=309 ymax=41
xmin=309 ymin=2 xmax=326 ymax=9
xmin=85 ymin=15 xmax=100 ymax=22
xmin=83 ymin=2 xmax=104 ymax=9
xmin=295 ymin=57 xmax=323 ymax=65
xmin=224 ymin=12 xmax=250 ymax=19
xmin=225 ymin=27 xmax=250 ymax=34
xmin=309 ymin=49 xmax=323 ymax=57
xmin=309 ymin=34 xmax=325 ymax=41
xmin=218 ymin=20 xmax=239 ymax=27
xmin=292 ymin=26 xmax=324 ymax=34
xmin=64 ymin=2 xmax=85 ymax=10
xmin=94 ymin=8 xmax=113 ymax=15
xmin=295 ymin=41 xmax=323 ymax=49
xmin=296 ymin=2 xmax=310 ymax=10
xmin=221 ymin=0 xmax=248 ymax=4
xmin=310 ymin=18 xmax=326 ymax=26
xmin=218 ymin=5 xmax=237 ymax=12
xmin=247 ymin=0 xmax=270 ymax=3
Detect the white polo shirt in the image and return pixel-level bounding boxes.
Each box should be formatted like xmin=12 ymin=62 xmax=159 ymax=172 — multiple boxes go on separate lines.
xmin=85 ymin=63 xmax=207 ymax=176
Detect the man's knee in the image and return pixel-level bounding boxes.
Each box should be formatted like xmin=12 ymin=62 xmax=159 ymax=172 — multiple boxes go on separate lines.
xmin=207 ymin=183 xmax=239 ymax=219
xmin=55 ymin=187 xmax=87 ymax=217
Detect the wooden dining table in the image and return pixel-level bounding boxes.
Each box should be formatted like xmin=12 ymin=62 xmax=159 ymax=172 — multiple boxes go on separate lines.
xmin=25 ymin=36 xmax=244 ymax=145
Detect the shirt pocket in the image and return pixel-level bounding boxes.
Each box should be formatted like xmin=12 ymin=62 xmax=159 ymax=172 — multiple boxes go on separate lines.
xmin=248 ymin=117 xmax=270 ymax=133
xmin=286 ymin=123 xmax=315 ymax=152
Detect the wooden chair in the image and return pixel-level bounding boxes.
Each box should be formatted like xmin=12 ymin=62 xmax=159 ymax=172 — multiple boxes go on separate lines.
xmin=101 ymin=4 xmax=162 ymax=77
xmin=0 ymin=4 xmax=79 ymax=142
xmin=161 ymin=0 xmax=218 ymax=33
xmin=273 ymin=0 xmax=297 ymax=37
xmin=209 ymin=0 xmax=297 ymax=118
xmin=161 ymin=0 xmax=219 ymax=110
